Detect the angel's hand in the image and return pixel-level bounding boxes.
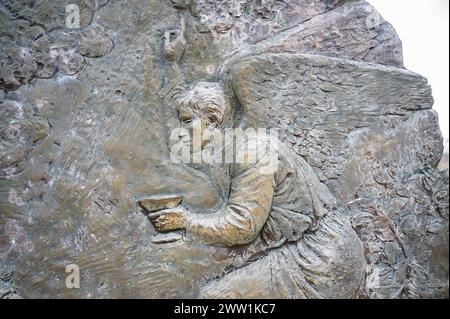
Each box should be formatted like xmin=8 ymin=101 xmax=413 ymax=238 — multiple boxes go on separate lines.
xmin=148 ymin=206 xmax=188 ymax=232
xmin=164 ymin=18 xmax=186 ymax=62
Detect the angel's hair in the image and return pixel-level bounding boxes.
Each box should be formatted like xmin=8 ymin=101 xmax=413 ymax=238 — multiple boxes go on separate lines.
xmin=174 ymin=81 xmax=233 ymax=127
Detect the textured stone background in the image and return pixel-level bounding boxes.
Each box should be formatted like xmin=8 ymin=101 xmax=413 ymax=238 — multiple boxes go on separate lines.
xmin=0 ymin=0 xmax=448 ymax=298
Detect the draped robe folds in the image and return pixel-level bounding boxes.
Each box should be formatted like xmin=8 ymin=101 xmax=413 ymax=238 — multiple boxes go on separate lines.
xmin=184 ymin=133 xmax=366 ymax=298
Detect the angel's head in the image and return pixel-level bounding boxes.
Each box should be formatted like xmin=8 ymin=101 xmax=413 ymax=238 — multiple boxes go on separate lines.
xmin=174 ymin=81 xmax=233 ymax=149
xmin=174 ymin=81 xmax=233 ymax=130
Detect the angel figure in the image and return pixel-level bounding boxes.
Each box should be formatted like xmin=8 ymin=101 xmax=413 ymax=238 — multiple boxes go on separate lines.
xmin=146 ymin=77 xmax=367 ymax=298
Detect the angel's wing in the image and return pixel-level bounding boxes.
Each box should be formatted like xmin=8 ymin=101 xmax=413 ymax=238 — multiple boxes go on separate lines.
xmin=229 ymin=53 xmax=437 ymax=194
xmin=229 ymin=53 xmax=447 ymax=298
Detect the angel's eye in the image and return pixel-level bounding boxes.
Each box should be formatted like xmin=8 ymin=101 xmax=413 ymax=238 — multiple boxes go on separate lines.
xmin=207 ymin=115 xmax=217 ymax=123
xmin=182 ymin=118 xmax=192 ymax=124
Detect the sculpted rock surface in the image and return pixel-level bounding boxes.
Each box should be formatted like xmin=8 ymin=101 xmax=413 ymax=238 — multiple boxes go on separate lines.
xmin=0 ymin=0 xmax=448 ymax=298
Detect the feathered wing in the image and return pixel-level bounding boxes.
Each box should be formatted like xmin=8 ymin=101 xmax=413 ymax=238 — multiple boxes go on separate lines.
xmin=229 ymin=53 xmax=435 ymax=194
xmin=228 ymin=53 xmax=447 ymax=298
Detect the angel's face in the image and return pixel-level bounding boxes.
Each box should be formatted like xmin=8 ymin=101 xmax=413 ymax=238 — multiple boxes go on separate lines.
xmin=178 ymin=107 xmax=216 ymax=149
xmin=176 ymin=82 xmax=231 ymax=150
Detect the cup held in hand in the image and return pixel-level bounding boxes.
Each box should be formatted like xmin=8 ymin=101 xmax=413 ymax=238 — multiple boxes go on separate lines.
xmin=137 ymin=194 xmax=183 ymax=212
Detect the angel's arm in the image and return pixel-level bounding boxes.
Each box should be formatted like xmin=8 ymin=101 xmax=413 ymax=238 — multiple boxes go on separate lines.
xmin=185 ymin=140 xmax=276 ymax=246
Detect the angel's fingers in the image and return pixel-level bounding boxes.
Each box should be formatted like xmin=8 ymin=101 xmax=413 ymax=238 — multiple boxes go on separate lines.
xmin=157 ymin=216 xmax=168 ymax=224
xmin=154 ymin=219 xmax=166 ymax=228
xmin=159 ymin=207 xmax=184 ymax=215
xmin=147 ymin=211 xmax=165 ymax=219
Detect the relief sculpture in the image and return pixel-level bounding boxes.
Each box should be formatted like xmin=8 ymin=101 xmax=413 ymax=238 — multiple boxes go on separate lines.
xmin=0 ymin=0 xmax=447 ymax=299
